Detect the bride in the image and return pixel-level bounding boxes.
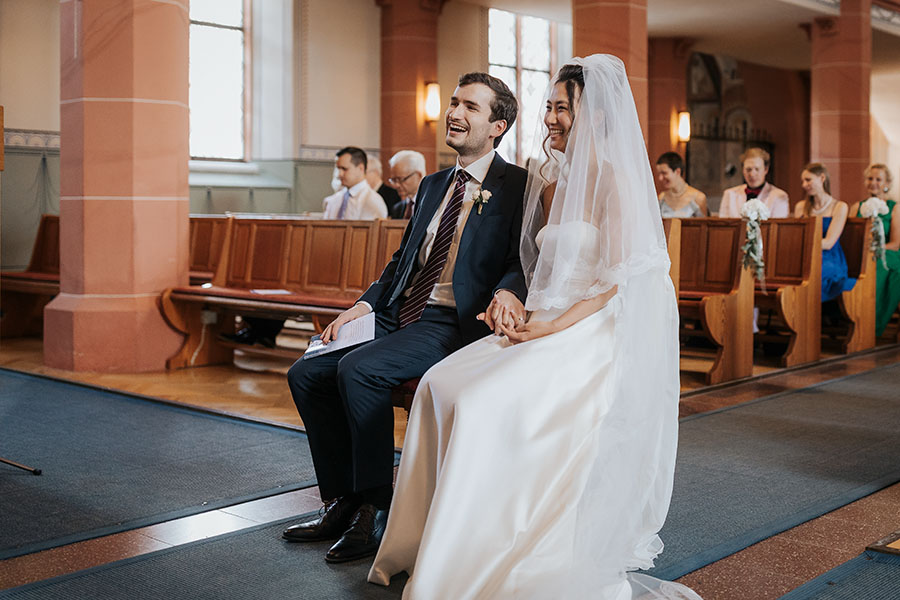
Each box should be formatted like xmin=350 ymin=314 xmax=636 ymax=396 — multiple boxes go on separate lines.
xmin=368 ymin=55 xmax=701 ymax=600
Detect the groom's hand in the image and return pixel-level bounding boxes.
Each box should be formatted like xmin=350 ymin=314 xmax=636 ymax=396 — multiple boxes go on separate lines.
xmin=477 ymin=290 xmax=525 ymax=335
xmin=321 ymin=302 xmax=371 ymax=344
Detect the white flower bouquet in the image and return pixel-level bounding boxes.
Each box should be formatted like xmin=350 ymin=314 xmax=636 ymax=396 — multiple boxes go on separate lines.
xmin=859 ymin=196 xmax=889 ymax=267
xmin=740 ymin=198 xmax=770 ymax=286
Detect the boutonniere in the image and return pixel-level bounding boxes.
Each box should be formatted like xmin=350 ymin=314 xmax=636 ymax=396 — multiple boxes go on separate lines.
xmin=472 ymin=188 xmax=492 ymax=215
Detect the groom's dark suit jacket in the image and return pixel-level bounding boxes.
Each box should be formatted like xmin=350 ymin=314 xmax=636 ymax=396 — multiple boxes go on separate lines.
xmin=359 ymin=153 xmax=528 ymax=344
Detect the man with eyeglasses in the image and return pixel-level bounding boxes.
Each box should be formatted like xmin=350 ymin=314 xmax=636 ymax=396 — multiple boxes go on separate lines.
xmin=387 ymin=150 xmax=427 ymax=219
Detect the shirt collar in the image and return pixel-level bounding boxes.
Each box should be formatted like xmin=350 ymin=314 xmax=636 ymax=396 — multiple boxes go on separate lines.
xmin=347 ymin=180 xmax=369 ymax=197
xmin=456 ymin=149 xmax=495 ymax=185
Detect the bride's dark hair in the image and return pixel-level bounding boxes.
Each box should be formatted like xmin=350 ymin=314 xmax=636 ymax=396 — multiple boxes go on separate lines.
xmin=539 ymin=64 xmax=585 ymax=183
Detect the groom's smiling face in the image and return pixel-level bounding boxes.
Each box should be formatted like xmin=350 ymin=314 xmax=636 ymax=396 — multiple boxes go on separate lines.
xmin=445 ymin=83 xmax=504 ymax=158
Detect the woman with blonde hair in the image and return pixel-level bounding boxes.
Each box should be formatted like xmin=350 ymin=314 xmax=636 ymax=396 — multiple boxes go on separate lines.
xmin=849 ymin=164 xmax=900 ymax=335
xmin=793 ymin=163 xmax=855 ymax=301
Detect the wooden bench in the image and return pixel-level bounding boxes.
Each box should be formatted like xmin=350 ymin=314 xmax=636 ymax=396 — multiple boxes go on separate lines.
xmin=161 ymin=217 xmax=406 ymax=369
xmin=0 ymin=214 xmax=60 ymax=338
xmin=754 ymin=218 xmax=822 ymax=367
xmin=678 ymin=218 xmax=754 ymax=385
xmin=836 ymin=217 xmax=876 ymax=353
xmin=663 ymin=218 xmax=682 ymax=296
xmin=189 ymin=215 xmax=231 ymax=285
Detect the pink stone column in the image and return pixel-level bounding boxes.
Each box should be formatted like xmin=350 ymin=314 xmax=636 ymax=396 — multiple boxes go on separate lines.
xmin=378 ymin=0 xmax=439 ymax=172
xmin=810 ymin=0 xmax=871 ymax=201
xmin=45 ymin=0 xmax=189 ymax=371
xmin=572 ymin=0 xmax=649 ymax=139
xmin=648 ymin=38 xmax=692 ymax=171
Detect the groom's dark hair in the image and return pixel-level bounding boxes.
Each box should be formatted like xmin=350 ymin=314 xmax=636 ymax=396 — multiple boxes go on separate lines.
xmin=458 ymin=72 xmax=518 ymax=148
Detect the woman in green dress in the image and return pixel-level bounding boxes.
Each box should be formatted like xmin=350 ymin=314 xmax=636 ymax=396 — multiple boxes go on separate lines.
xmin=849 ymin=164 xmax=900 ymax=336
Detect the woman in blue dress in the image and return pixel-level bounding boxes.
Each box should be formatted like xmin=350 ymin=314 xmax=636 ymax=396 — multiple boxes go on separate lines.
xmin=793 ymin=162 xmax=855 ymax=301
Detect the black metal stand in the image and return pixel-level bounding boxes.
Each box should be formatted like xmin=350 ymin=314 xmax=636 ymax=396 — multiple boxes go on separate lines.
xmin=0 ymin=457 xmax=41 ymax=475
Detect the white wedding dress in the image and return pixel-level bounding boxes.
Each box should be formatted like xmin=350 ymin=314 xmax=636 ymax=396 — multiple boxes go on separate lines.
xmin=368 ymin=224 xmax=695 ymax=599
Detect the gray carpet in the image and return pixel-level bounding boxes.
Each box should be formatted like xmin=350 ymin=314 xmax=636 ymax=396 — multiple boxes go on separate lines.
xmin=648 ymin=362 xmax=900 ymax=579
xmin=0 ymin=516 xmax=407 ymax=600
xmin=2 ymin=363 xmax=900 ymax=598
xmin=0 ymin=368 xmax=316 ymax=559
xmin=778 ymin=551 xmax=900 ymax=599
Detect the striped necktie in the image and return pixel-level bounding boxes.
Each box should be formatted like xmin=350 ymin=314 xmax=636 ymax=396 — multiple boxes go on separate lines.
xmin=397 ymin=169 xmax=470 ymax=327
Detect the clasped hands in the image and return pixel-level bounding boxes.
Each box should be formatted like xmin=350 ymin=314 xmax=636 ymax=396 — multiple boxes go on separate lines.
xmin=477 ymin=290 xmax=558 ymax=344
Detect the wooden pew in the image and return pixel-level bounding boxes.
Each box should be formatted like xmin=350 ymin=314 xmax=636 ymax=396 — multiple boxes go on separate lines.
xmin=837 ymin=217 xmax=876 ymax=353
xmin=754 ymin=218 xmax=822 ymax=367
xmin=161 ymin=218 xmax=406 ymax=369
xmin=678 ymin=218 xmax=754 ymax=385
xmin=189 ymin=215 xmax=231 ymax=285
xmin=663 ymin=218 xmax=681 ymax=296
xmin=0 ymin=214 xmax=60 ymax=338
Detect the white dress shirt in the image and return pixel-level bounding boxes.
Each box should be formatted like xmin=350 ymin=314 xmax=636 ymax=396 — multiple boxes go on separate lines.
xmin=323 ymin=180 xmax=388 ymax=220
xmin=413 ymin=149 xmax=495 ymax=308
xmin=718 ymin=182 xmax=790 ymax=218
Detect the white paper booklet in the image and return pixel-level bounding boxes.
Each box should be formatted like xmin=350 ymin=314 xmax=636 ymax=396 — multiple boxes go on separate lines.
xmin=302 ymin=311 xmax=375 ymax=360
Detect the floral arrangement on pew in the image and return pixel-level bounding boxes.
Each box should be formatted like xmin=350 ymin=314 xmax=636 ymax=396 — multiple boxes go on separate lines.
xmin=741 ymin=198 xmax=771 ymax=290
xmin=859 ymin=196 xmax=890 ymax=268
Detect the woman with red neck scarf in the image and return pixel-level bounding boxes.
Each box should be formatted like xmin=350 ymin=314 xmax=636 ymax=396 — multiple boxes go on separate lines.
xmin=718 ymin=147 xmax=790 ymax=218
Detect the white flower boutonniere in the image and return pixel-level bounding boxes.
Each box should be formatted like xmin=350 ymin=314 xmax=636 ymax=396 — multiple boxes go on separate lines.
xmin=860 ymin=196 xmax=890 ymax=267
xmin=472 ymin=188 xmax=492 ymax=215
xmin=740 ymin=198 xmax=771 ymax=288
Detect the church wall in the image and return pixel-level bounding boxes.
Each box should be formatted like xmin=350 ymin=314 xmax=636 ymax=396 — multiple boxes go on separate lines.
xmin=436 ymin=1 xmax=489 ymax=168
xmin=0 ymin=0 xmax=61 ymax=270
xmin=737 ymin=61 xmax=810 ymax=208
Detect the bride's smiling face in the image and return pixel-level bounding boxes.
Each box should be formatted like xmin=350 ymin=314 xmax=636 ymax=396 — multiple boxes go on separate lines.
xmin=544 ymin=82 xmax=577 ymax=152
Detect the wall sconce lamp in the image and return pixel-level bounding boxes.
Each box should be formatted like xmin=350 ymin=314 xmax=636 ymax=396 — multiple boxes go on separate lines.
xmin=424 ymin=82 xmax=441 ymax=123
xmin=677 ymin=111 xmax=691 ymax=143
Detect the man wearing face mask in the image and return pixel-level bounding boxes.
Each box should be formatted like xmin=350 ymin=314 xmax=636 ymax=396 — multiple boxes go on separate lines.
xmin=718 ymin=147 xmax=790 ymax=218
xmin=282 ymin=72 xmax=528 ymax=564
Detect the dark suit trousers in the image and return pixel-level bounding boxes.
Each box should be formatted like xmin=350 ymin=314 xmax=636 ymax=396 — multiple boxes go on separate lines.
xmin=287 ymin=303 xmax=464 ymax=500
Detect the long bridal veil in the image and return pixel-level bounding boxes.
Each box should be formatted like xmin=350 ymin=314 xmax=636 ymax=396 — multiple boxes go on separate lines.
xmin=521 ymin=55 xmax=701 ymax=599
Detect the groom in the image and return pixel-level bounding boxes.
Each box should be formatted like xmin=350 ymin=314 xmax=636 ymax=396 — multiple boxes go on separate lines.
xmin=283 ymin=72 xmax=529 ymax=563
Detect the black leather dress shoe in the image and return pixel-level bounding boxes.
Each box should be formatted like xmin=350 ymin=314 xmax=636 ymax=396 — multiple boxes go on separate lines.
xmin=282 ymin=496 xmax=362 ymax=542
xmin=324 ymin=503 xmax=388 ymax=563
xmin=218 ymin=327 xmax=256 ymax=345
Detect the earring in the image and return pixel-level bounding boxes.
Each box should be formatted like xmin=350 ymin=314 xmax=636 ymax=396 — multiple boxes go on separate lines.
xmin=885 ymin=187 xmax=891 ymax=193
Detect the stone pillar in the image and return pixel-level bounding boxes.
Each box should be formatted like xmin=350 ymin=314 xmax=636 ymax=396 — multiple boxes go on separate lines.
xmin=378 ymin=0 xmax=439 ymax=172
xmin=810 ymin=0 xmax=871 ymax=201
xmin=648 ymin=38 xmax=691 ymax=174
xmin=45 ymin=0 xmax=189 ymax=371
xmin=572 ymin=0 xmax=649 ymax=138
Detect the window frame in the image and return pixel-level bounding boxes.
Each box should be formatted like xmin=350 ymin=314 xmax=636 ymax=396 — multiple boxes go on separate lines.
xmin=488 ymin=9 xmax=558 ymax=165
xmin=188 ymin=0 xmax=252 ymax=162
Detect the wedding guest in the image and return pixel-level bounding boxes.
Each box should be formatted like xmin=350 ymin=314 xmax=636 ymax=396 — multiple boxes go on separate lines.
xmin=283 ymin=72 xmax=527 ymax=564
xmin=387 ymin=150 xmax=426 ymax=219
xmin=719 ymin=147 xmax=789 ymax=218
xmin=323 ymin=147 xmax=388 ymax=220
xmin=794 ymin=163 xmax=855 ymax=301
xmin=849 ymin=164 xmax=900 ymax=335
xmin=656 ymin=151 xmax=708 ymax=217
xmin=366 ymin=156 xmax=402 ymax=215
xmin=370 ymin=56 xmax=700 ymax=600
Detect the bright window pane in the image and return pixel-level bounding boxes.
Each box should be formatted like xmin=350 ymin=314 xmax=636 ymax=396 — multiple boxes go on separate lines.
xmin=520 ymin=16 xmax=550 ymax=71
xmin=190 ymin=0 xmax=243 ymax=27
xmin=520 ymin=70 xmax=550 ymax=159
xmin=488 ymin=9 xmax=516 ymax=67
xmin=489 ymin=65 xmax=517 ymax=98
xmin=190 ymin=25 xmax=244 ymax=159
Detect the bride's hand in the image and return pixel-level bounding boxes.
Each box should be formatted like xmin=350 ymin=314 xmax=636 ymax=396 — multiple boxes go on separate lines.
xmin=503 ymin=319 xmax=558 ymax=344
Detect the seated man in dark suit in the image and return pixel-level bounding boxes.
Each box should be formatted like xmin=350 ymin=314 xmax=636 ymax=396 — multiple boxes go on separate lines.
xmin=387 ymin=150 xmax=426 ymax=219
xmin=283 ymin=72 xmax=528 ymax=563
xmin=366 ymin=157 xmax=402 ymax=215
